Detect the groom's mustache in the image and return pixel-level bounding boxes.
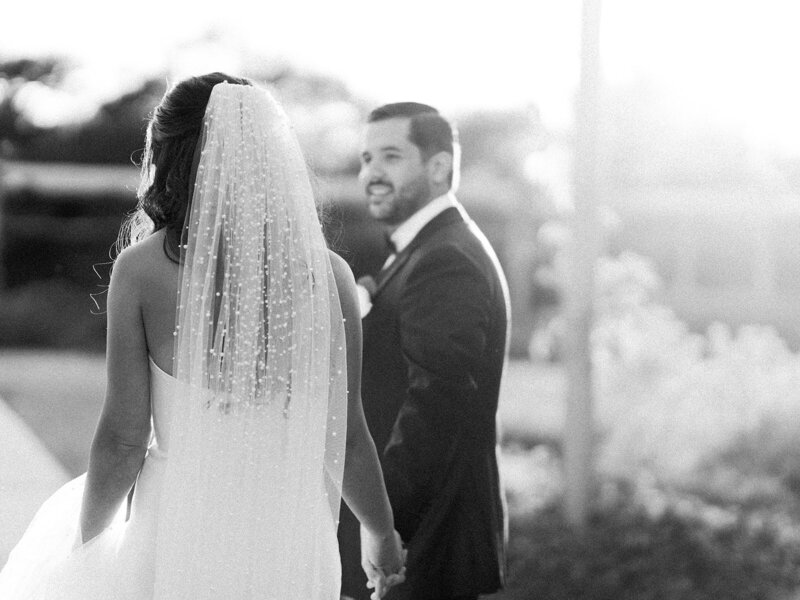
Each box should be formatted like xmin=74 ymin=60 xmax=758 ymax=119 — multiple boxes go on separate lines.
xmin=366 ymin=179 xmax=394 ymax=193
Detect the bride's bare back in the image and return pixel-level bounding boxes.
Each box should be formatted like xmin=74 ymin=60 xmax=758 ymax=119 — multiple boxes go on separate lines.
xmin=117 ymin=228 xmax=362 ymax=379
xmin=115 ymin=229 xmax=179 ymax=376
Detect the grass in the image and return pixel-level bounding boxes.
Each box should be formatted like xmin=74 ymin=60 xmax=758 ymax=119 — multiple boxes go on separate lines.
xmin=0 ymin=351 xmax=563 ymax=476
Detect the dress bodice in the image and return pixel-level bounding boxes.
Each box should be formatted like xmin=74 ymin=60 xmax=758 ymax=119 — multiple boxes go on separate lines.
xmin=148 ymin=357 xmax=175 ymax=456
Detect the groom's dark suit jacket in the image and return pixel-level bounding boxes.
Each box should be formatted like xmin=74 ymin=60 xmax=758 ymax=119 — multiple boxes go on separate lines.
xmin=338 ymin=205 xmax=509 ymax=600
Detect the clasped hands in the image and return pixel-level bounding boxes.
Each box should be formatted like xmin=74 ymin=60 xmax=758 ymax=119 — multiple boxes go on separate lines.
xmin=360 ymin=526 xmax=406 ymax=600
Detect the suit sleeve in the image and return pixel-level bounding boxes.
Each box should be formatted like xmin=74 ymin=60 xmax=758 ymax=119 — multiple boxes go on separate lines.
xmin=382 ymin=244 xmax=492 ymax=530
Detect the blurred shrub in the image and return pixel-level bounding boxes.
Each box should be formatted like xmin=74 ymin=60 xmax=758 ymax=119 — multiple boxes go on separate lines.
xmin=497 ymin=491 xmax=800 ymax=600
xmin=501 ymin=443 xmax=564 ymax=517
xmin=688 ymin=414 xmax=800 ymax=513
xmin=516 ymin=246 xmax=800 ymax=598
xmin=531 ymin=248 xmax=800 ymax=483
xmin=590 ymin=252 xmax=800 ymax=485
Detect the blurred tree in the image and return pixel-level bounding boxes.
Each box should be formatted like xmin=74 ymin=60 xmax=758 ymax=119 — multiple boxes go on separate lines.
xmin=0 ymin=58 xmax=61 ymax=81
xmin=456 ymin=106 xmax=553 ymax=214
xmin=0 ymin=57 xmax=64 ymax=154
xmin=600 ymin=77 xmax=763 ymax=188
xmin=775 ymin=155 xmax=800 ymax=189
xmin=0 ymin=56 xmax=164 ymax=164
xmin=458 ymin=106 xmax=546 ymax=176
xmin=10 ymin=79 xmax=163 ymax=164
xmin=255 ymin=65 xmax=368 ymax=176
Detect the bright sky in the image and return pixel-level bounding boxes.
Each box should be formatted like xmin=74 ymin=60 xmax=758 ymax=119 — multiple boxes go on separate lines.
xmin=3 ymin=0 xmax=800 ymax=156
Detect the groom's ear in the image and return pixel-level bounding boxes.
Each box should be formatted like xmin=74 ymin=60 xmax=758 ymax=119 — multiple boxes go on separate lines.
xmin=427 ymin=151 xmax=453 ymax=185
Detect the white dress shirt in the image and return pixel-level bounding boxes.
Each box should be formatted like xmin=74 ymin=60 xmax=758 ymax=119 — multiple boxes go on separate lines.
xmin=383 ymin=192 xmax=459 ymax=268
xmin=357 ymin=192 xmax=460 ymax=317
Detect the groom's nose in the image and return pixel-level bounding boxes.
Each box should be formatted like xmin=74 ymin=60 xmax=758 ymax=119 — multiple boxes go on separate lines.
xmin=360 ymin=160 xmax=384 ymax=181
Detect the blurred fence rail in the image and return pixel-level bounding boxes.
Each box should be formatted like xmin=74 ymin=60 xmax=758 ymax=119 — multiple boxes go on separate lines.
xmin=0 ymin=161 xmax=544 ymax=354
xmin=0 ymin=161 xmax=137 ymax=292
xmin=1 ymin=161 xmax=140 ymax=196
xmin=2 ymin=160 xmax=799 ymax=351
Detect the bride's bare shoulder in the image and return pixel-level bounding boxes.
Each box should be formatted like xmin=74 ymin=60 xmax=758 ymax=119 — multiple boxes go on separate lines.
xmin=327 ymin=250 xmax=360 ymax=313
xmin=327 ymin=250 xmax=356 ymax=289
xmin=112 ymin=229 xmax=174 ymax=284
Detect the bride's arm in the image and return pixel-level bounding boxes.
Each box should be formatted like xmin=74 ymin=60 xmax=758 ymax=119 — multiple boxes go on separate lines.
xmin=79 ymin=247 xmax=152 ymax=543
xmin=328 ymin=252 xmax=404 ymax=577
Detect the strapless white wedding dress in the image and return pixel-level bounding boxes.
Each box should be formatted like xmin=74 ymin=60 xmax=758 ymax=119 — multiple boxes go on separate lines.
xmin=0 ymin=358 xmax=341 ymax=599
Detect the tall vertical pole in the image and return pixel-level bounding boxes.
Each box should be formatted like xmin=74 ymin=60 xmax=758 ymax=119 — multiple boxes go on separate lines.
xmin=0 ymin=161 xmax=6 ymax=291
xmin=563 ymin=0 xmax=603 ymax=528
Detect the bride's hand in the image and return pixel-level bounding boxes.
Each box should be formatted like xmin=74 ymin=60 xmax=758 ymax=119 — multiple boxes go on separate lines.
xmin=360 ymin=526 xmax=406 ymax=599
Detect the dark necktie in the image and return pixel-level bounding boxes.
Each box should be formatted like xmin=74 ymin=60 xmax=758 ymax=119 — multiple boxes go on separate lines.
xmin=380 ymin=233 xmax=398 ymax=272
xmin=384 ymin=232 xmax=397 ymax=255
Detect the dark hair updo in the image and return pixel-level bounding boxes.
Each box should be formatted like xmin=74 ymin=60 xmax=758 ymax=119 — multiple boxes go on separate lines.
xmin=121 ymin=72 xmax=253 ymax=261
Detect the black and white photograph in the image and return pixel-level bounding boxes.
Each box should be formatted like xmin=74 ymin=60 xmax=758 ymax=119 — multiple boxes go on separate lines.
xmin=1 ymin=1 xmax=799 ymax=598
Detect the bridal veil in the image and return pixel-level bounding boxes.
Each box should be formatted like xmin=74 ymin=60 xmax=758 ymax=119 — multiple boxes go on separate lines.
xmin=0 ymin=82 xmax=347 ymax=600
xmin=153 ymin=82 xmax=347 ymax=598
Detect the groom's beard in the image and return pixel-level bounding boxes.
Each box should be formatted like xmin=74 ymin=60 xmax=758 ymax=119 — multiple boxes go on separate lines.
xmin=366 ymin=175 xmax=431 ymax=225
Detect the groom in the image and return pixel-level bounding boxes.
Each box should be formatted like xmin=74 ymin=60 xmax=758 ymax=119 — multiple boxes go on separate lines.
xmin=338 ymin=103 xmax=509 ymax=600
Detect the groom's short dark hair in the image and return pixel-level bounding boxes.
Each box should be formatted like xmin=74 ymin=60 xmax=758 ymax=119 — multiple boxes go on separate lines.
xmin=367 ymin=102 xmax=456 ymax=161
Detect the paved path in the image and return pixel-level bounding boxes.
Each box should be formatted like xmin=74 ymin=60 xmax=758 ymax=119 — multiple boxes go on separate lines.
xmin=0 ymin=397 xmax=70 ymax=565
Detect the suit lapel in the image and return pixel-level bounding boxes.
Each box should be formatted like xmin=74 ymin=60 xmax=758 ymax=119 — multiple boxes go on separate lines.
xmin=372 ymin=206 xmax=465 ymax=298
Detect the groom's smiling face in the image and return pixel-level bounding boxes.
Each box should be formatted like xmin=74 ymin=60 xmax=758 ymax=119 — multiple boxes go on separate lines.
xmin=359 ymin=117 xmax=432 ymax=226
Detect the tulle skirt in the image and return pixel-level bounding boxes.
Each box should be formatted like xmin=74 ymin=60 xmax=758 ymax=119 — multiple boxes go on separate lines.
xmin=0 ymin=446 xmax=342 ymax=600
xmin=0 ymin=451 xmax=166 ymax=600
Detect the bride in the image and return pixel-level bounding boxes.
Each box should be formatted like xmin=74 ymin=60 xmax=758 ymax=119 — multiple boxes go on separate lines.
xmin=0 ymin=73 xmax=405 ymax=599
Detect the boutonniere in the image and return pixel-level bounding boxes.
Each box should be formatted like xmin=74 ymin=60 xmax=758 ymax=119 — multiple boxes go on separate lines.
xmin=356 ymin=275 xmax=377 ymax=318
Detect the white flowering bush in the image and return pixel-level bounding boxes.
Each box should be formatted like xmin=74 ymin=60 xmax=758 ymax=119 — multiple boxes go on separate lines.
xmin=507 ymin=233 xmax=800 ymax=599
xmin=590 ymin=252 xmax=800 ymax=487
